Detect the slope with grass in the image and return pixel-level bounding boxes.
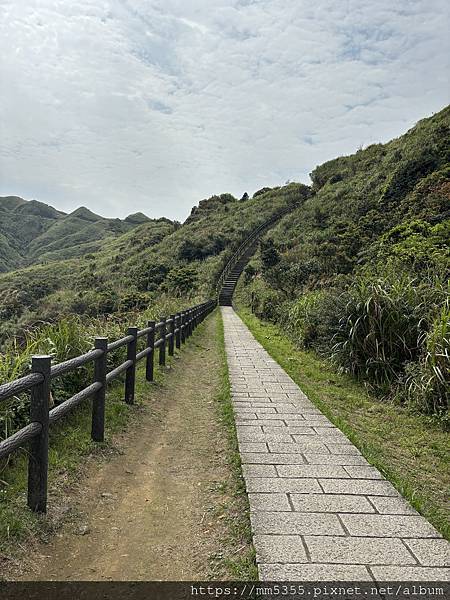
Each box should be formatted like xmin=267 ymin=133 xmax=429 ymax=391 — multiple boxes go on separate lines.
xmin=237 ymin=106 xmax=450 ymax=417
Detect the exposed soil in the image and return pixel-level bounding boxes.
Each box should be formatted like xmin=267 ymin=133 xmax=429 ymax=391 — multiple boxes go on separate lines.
xmin=7 ymin=313 xmax=247 ymax=581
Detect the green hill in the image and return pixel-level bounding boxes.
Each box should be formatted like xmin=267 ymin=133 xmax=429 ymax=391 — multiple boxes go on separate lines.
xmin=0 ymin=197 xmax=152 ymax=271
xmin=0 ymin=186 xmax=301 ymax=335
xmin=237 ymin=106 xmax=449 ymax=415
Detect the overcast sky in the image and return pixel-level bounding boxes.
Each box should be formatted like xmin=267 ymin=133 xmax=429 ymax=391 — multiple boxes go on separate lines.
xmin=0 ymin=1 xmax=448 ymax=221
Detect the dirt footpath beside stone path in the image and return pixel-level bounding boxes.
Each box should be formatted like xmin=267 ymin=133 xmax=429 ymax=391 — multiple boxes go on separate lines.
xmin=11 ymin=312 xmax=249 ymax=581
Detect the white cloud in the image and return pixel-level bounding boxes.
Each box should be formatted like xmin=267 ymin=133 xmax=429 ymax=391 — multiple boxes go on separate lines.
xmin=0 ymin=0 xmax=448 ymax=219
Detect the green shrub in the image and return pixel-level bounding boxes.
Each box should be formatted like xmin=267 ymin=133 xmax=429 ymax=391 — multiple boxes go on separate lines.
xmin=165 ymin=266 xmax=198 ymax=296
xmin=331 ymin=270 xmax=446 ymax=393
xmin=243 ymin=264 xmax=256 ymax=284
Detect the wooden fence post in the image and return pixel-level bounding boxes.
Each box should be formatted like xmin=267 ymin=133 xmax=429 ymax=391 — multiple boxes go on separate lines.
xmin=181 ymin=312 xmax=186 ymax=344
xmin=27 ymin=355 xmax=51 ymax=513
xmin=92 ymin=337 xmax=108 ymax=442
xmin=187 ymin=309 xmax=192 ymax=337
xmin=159 ymin=317 xmax=166 ymax=366
xmin=146 ymin=320 xmax=155 ymax=382
xmin=175 ymin=313 xmax=181 ymax=349
xmin=125 ymin=327 xmax=138 ymax=404
xmin=168 ymin=314 xmax=175 ymax=356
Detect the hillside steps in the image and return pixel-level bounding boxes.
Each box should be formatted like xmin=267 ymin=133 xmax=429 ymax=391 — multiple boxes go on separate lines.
xmin=218 ymin=234 xmax=273 ymax=306
xmin=219 ymin=246 xmax=257 ymax=306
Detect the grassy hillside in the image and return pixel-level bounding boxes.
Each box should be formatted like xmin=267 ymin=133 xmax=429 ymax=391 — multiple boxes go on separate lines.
xmin=237 ymin=106 xmax=449 ymax=418
xmin=0 ymin=197 xmax=151 ymax=272
xmin=0 ymin=186 xmax=302 ymax=340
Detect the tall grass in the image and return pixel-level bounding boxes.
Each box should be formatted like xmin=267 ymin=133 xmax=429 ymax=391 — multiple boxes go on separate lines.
xmin=0 ymin=294 xmax=196 ymax=441
xmin=404 ymin=302 xmax=449 ymax=415
xmin=331 ymin=270 xmax=448 ymax=414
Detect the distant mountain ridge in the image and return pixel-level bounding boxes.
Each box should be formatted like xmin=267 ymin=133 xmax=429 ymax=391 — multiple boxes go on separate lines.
xmin=0 ymin=196 xmax=153 ymax=272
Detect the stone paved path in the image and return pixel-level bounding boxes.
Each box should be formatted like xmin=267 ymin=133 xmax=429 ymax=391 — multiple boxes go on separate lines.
xmin=221 ymin=307 xmax=450 ymax=582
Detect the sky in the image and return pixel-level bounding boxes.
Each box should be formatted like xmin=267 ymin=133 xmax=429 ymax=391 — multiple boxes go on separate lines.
xmin=0 ymin=1 xmax=449 ymax=221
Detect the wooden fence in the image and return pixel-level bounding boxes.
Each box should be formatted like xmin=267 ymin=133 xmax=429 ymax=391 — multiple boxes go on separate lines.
xmin=0 ymin=299 xmax=216 ymax=513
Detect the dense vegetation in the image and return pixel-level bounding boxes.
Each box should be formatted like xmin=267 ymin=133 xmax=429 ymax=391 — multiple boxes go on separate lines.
xmin=238 ymin=106 xmax=449 ymax=419
xmin=0 ymin=186 xmax=302 ymax=342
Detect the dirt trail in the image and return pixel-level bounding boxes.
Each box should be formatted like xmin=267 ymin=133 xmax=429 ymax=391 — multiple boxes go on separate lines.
xmin=15 ymin=313 xmax=239 ymax=581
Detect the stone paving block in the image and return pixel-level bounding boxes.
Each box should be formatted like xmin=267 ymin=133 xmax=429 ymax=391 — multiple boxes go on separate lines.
xmin=259 ymin=563 xmax=371 ymax=581
xmin=251 ymin=511 xmax=344 ymax=535
xmin=255 ymin=419 xmax=286 ymax=427
xmin=319 ymin=479 xmax=398 ymax=496
xmin=268 ymin=441 xmax=331 ymax=454
xmin=238 ymin=432 xmax=294 ymax=443
xmin=248 ymin=493 xmax=292 ymax=512
xmin=263 ymin=426 xmax=316 ymax=435
xmin=242 ymin=464 xmax=278 ymax=478
xmin=326 ymin=443 xmax=362 ymax=455
xmin=246 ymin=400 xmax=276 ymax=406
xmin=236 ymin=425 xmax=263 ymax=434
xmin=287 ymin=419 xmax=334 ymax=428
xmin=248 ymin=401 xmax=278 ymax=407
xmin=404 ymin=539 xmax=450 ymax=566
xmin=368 ymin=496 xmax=418 ymax=515
xmin=235 ymin=413 xmax=258 ymax=421
xmin=340 ymin=514 xmax=441 ymax=538
xmin=274 ymin=404 xmax=305 ymax=413
xmin=238 ymin=442 xmax=268 ymax=453
xmin=370 ymin=565 xmax=450 ymax=581
xmin=241 ymin=452 xmax=307 ymax=465
xmin=262 ymin=413 xmax=305 ymax=421
xmin=276 ymin=464 xmax=349 ymax=479
xmin=303 ymin=453 xmax=368 ymax=465
xmin=305 ymin=535 xmax=416 ymax=565
xmin=291 ymin=493 xmax=375 ymax=513
xmin=297 ymin=435 xmax=353 ymax=445
xmin=254 ymin=535 xmax=308 ymax=563
xmin=314 ymin=426 xmax=349 ymax=437
xmin=343 ymin=465 xmax=384 ymax=479
xmin=245 ymin=477 xmax=323 ymax=494
xmin=234 ymin=406 xmax=276 ymax=414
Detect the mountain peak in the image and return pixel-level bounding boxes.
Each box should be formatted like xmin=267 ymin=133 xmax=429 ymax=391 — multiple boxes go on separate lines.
xmin=69 ymin=206 xmax=100 ymax=221
xmin=124 ymin=212 xmax=150 ymax=224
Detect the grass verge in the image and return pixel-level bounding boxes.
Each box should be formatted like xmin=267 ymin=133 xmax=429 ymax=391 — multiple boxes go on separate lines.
xmin=237 ymin=307 xmax=450 ymax=541
xmin=212 ymin=311 xmax=257 ymax=580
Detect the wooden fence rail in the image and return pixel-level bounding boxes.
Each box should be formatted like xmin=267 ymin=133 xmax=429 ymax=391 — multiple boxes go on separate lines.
xmin=0 ymin=299 xmax=216 ymax=512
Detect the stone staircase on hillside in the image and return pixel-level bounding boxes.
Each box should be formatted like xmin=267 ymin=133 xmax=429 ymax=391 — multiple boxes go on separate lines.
xmin=218 ymin=207 xmax=292 ymax=307
xmin=218 ymin=247 xmax=258 ymax=306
